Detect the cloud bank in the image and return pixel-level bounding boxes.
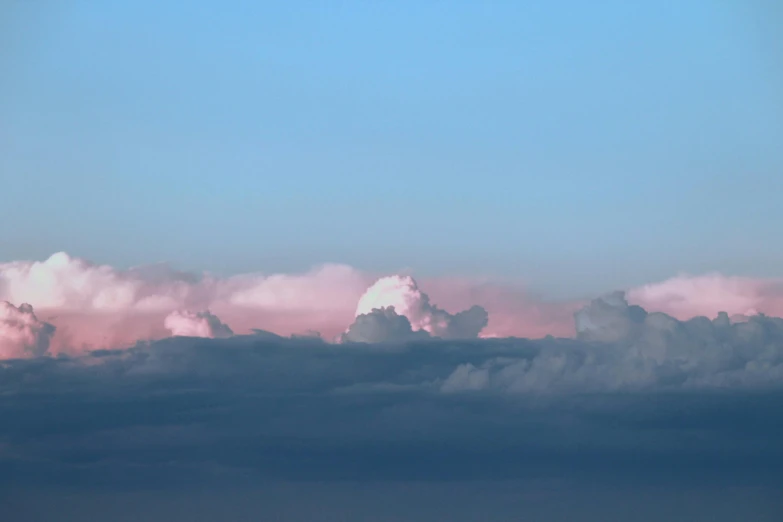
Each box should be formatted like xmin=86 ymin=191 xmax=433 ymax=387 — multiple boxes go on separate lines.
xmin=2 ymin=283 xmax=782 ymax=519
xmin=1 ymin=325 xmax=782 ymax=490
xmin=3 ymin=252 xmax=783 ymax=356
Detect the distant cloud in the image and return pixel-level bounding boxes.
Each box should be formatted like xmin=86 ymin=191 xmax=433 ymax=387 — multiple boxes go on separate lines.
xmin=628 ymin=272 xmax=783 ymax=319
xmin=3 ymin=252 xmax=783 ymax=355
xmin=0 ymin=301 xmax=55 ymax=359
xmin=164 ymin=310 xmax=233 ymax=339
xmin=342 ymin=306 xmax=430 ymax=343
xmin=354 ymin=275 xmax=488 ymax=339
xmin=0 ymin=252 xmax=370 ymax=351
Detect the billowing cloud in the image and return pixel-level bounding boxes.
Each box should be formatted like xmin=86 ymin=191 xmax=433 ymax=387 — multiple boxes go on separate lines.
xmin=341 ymin=306 xmax=430 ymax=343
xmin=419 ymin=277 xmax=581 ymax=338
xmin=4 ymin=252 xmax=783 ymax=356
xmin=0 ymin=301 xmax=55 ymax=359
xmin=439 ymin=292 xmax=783 ymax=394
xmin=574 ymin=291 xmax=648 ymax=343
xmin=354 ymin=275 xmax=488 ymax=339
xmin=164 ymin=310 xmax=233 ymax=338
xmin=0 ymin=252 xmax=371 ymax=352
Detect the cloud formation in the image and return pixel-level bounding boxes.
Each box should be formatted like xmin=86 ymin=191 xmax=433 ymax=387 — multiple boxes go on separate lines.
xmin=0 ymin=301 xmax=55 ymax=359
xmin=164 ymin=310 xmax=233 ymax=338
xmin=354 ymin=275 xmax=488 ymax=339
xmin=1 ymin=288 xmax=782 ymax=520
xmin=342 ymin=306 xmax=430 ymax=343
xmin=3 ymin=252 xmax=783 ymax=355
xmin=1 ymin=325 xmax=782 ymax=490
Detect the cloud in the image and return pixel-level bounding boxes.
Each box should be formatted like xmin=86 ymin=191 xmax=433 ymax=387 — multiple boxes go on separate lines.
xmin=354 ymin=275 xmax=488 ymax=339
xmin=0 ymin=252 xmax=371 ymax=352
xmin=1 ymin=292 xmax=783 ymax=518
xmin=437 ymin=291 xmax=783 ymax=394
xmin=0 ymin=301 xmax=55 ymax=359
xmin=628 ymin=272 xmax=783 ymax=319
xmin=575 ymin=291 xmax=648 ymax=343
xmin=164 ymin=310 xmax=233 ymax=338
xmin=0 ymin=325 xmax=782 ymax=490
xmin=419 ymin=277 xmax=581 ymax=338
xmin=342 ymin=306 xmax=430 ymax=343
xmin=4 ymin=251 xmax=783 ymax=356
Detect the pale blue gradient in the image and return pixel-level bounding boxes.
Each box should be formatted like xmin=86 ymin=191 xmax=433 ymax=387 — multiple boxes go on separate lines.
xmin=1 ymin=1 xmax=782 ymax=297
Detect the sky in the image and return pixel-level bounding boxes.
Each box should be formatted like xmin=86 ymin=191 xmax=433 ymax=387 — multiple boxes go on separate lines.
xmin=2 ymin=0 xmax=782 ymax=297
xmin=2 ymin=2 xmax=783 ymax=521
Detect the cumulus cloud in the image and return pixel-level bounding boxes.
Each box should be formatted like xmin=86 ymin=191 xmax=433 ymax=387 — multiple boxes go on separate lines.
xmin=574 ymin=291 xmax=648 ymax=343
xmin=0 ymin=252 xmax=371 ymax=352
xmin=354 ymin=275 xmax=488 ymax=339
xmin=0 ymin=301 xmax=55 ymax=359
xmin=439 ymin=292 xmax=783 ymax=393
xmin=341 ymin=306 xmax=430 ymax=343
xmin=164 ymin=310 xmax=233 ymax=338
xmin=5 ymin=251 xmax=783 ymax=356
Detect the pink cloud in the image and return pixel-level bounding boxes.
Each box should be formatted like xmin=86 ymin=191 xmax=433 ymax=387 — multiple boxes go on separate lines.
xmin=627 ymin=273 xmax=783 ymax=320
xmin=164 ymin=310 xmax=233 ymax=339
xmin=3 ymin=251 xmax=783 ymax=358
xmin=353 ymin=275 xmax=488 ymax=339
xmin=0 ymin=301 xmax=55 ymax=359
xmin=0 ymin=252 xmax=371 ymax=352
xmin=421 ymin=277 xmax=582 ymax=338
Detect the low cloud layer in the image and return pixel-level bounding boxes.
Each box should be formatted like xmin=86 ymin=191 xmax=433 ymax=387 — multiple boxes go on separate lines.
xmin=1 ymin=287 xmax=782 ymax=519
xmin=1 ymin=327 xmax=782 ymax=490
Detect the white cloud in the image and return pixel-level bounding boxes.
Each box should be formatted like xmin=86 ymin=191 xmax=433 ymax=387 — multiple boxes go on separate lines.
xmin=354 ymin=275 xmax=488 ymax=339
xmin=164 ymin=310 xmax=233 ymax=339
xmin=5 ymin=251 xmax=783 ymax=357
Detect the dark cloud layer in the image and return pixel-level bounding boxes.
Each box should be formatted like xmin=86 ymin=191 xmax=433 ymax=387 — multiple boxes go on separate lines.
xmin=2 ymin=294 xmax=783 ymax=520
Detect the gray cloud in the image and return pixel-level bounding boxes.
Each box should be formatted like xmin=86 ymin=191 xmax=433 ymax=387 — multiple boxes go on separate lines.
xmin=341 ymin=306 xmax=431 ymax=343
xmin=0 ymin=293 xmax=782 ymax=518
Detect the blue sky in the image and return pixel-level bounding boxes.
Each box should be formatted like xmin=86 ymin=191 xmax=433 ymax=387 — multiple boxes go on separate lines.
xmin=2 ymin=0 xmax=782 ymax=297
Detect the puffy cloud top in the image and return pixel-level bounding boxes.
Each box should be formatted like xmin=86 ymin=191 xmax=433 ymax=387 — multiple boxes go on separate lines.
xmin=164 ymin=310 xmax=233 ymax=339
xmin=5 ymin=251 xmax=783 ymax=353
xmin=354 ymin=275 xmax=488 ymax=339
xmin=0 ymin=252 xmax=198 ymax=312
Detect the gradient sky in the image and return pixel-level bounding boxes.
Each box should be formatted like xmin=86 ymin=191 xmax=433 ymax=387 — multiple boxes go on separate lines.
xmin=2 ymin=0 xmax=782 ymax=297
